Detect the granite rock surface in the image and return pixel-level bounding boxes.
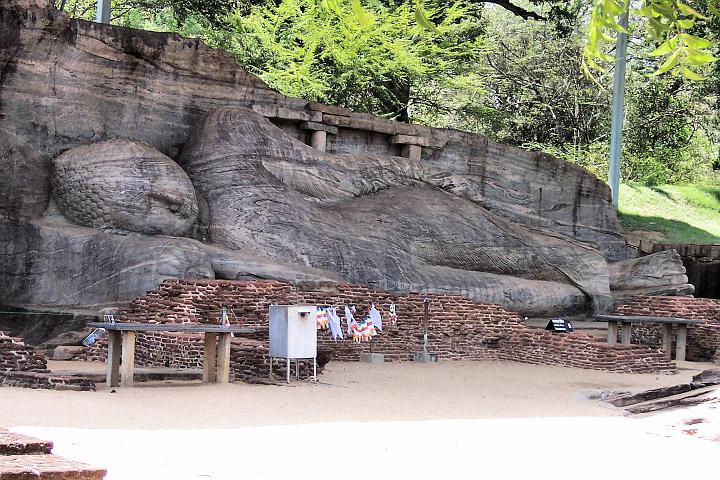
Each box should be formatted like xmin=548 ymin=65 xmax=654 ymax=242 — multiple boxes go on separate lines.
xmin=0 ymin=0 xmax=693 ymax=317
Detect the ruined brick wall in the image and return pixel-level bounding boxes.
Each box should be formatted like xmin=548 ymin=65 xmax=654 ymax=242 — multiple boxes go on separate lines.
xmin=0 ymin=331 xmax=95 ymax=390
xmin=614 ymin=295 xmax=720 ymax=362
xmin=0 ymin=331 xmax=47 ymax=373
xmin=109 ymin=280 xmax=679 ymax=375
xmin=504 ymin=330 xmax=674 ymax=373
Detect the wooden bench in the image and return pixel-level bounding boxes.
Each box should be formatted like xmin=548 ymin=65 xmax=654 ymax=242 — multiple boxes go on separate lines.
xmin=593 ymin=315 xmax=701 ymax=361
xmin=88 ymin=322 xmax=254 ymax=387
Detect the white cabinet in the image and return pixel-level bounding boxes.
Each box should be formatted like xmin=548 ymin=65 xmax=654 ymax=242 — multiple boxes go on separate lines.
xmin=269 ymin=305 xmax=317 ymax=359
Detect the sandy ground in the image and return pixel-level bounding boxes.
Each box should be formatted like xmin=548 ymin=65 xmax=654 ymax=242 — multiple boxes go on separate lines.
xmin=1 ymin=360 xmax=718 ymax=479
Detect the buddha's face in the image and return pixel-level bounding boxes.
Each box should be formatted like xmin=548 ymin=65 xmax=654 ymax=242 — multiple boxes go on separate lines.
xmin=52 ymin=139 xmax=198 ymax=236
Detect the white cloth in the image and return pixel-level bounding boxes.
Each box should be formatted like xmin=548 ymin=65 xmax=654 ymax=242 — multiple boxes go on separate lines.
xmin=345 ymin=305 xmax=356 ymax=335
xmin=369 ymin=303 xmax=382 ymax=332
xmin=327 ymin=307 xmax=343 ymax=341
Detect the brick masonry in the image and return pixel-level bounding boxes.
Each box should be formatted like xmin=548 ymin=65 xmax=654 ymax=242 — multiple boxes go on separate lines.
xmin=96 ymin=280 xmax=678 ymax=376
xmin=0 ymin=331 xmax=95 ymax=391
xmin=614 ymin=295 xmax=720 ymax=363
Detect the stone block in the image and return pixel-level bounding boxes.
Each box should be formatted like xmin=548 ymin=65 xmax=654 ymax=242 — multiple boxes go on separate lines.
xmin=359 ymin=353 xmax=384 ymax=363
xmin=389 ymin=134 xmax=430 ymax=147
xmin=52 ymin=346 xmax=86 ymax=361
xmin=300 ymin=122 xmax=338 ymax=135
xmin=306 ymin=101 xmax=352 ymax=117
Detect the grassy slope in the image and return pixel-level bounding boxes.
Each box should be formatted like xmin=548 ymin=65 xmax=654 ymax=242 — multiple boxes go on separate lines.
xmin=618 ymin=184 xmax=720 ymax=244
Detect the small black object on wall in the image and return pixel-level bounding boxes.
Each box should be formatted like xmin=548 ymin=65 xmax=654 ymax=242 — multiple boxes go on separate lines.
xmin=545 ymin=318 xmax=574 ymax=333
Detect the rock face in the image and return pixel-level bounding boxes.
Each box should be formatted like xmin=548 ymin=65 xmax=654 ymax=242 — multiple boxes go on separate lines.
xmin=178 ymin=107 xmax=609 ymax=315
xmin=0 ymin=0 xmax=692 ymax=317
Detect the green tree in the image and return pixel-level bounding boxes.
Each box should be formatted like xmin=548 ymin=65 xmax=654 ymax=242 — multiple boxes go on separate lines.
xmin=208 ymin=0 xmax=488 ymax=121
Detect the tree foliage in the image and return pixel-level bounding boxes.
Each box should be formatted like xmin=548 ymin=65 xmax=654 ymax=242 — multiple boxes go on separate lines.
xmin=584 ymin=0 xmax=720 ymax=80
xmin=54 ymin=0 xmax=720 ymax=186
xmin=206 ymin=0 xmax=487 ymax=121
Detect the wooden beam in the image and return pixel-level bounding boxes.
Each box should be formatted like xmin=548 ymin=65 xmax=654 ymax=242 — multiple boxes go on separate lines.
xmin=120 ymin=331 xmax=136 ymax=388
xmin=106 ymin=330 xmax=122 ymax=387
xmin=216 ymin=333 xmax=232 ymax=384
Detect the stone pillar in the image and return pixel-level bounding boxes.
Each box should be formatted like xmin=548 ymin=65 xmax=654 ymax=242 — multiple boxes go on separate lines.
xmin=311 ymin=130 xmax=327 ymax=152
xmin=301 ymin=121 xmax=337 ymax=152
xmin=390 ymin=134 xmax=429 ymax=161
xmin=402 ymin=144 xmax=422 ymax=161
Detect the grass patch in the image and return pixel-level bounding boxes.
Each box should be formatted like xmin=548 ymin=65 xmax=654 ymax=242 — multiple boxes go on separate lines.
xmin=618 ymin=183 xmax=720 ymax=244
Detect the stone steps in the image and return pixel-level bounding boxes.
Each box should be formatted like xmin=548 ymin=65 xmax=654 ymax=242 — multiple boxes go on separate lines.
xmin=0 ymin=429 xmax=105 ymax=479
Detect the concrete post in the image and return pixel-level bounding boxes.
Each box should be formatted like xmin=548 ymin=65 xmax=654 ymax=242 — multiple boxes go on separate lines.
xmin=608 ymin=7 xmax=629 ymax=208
xmin=106 ymin=330 xmax=121 ymax=387
xmin=675 ymin=324 xmax=688 ymax=361
xmin=662 ymin=323 xmax=673 ymax=358
xmin=606 ymin=321 xmax=618 ymax=343
xmin=202 ymin=332 xmax=218 ymax=383
xmin=96 ymin=0 xmax=111 ymax=24
xmin=620 ymin=322 xmax=632 ymax=345
xmin=120 ymin=331 xmax=136 ymax=387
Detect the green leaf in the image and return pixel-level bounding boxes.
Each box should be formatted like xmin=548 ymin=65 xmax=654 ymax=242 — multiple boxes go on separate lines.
xmin=680 ymin=66 xmax=706 ymax=80
xmin=649 ymin=36 xmax=678 ymax=56
xmin=677 ymin=2 xmax=709 ymax=19
xmin=676 ymin=18 xmax=695 ymax=29
xmin=634 ymin=5 xmax=658 ymax=18
xmin=680 ymin=34 xmax=715 ymax=49
xmin=651 ymin=47 xmax=683 ymax=76
xmin=686 ymin=49 xmax=719 ymax=65
xmin=414 ymin=1 xmax=439 ymax=33
xmin=709 ymin=2 xmax=720 ymax=17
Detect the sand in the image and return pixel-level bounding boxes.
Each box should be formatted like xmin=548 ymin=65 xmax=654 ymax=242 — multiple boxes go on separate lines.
xmin=1 ymin=360 xmax=718 ymax=479
xmin=0 ymin=360 xmax=711 ymax=428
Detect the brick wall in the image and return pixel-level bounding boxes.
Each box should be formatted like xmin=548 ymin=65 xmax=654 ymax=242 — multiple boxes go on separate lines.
xmin=614 ymin=295 xmax=720 ymax=363
xmin=0 ymin=331 xmax=95 ymax=390
xmin=100 ymin=280 xmax=679 ymax=376
xmin=0 ymin=331 xmax=48 ymax=373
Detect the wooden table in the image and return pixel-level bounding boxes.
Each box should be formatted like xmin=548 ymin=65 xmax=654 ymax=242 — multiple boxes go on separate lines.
xmin=594 ymin=315 xmax=701 ymax=361
xmin=88 ymin=322 xmax=254 ymax=387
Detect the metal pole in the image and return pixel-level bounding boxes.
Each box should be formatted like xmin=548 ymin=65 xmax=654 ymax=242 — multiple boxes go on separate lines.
xmin=608 ymin=5 xmax=629 ymax=209
xmin=96 ymin=0 xmax=111 ymax=24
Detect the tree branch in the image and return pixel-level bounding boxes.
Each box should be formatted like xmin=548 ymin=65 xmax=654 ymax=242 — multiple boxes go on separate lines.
xmin=481 ymin=0 xmax=546 ymax=21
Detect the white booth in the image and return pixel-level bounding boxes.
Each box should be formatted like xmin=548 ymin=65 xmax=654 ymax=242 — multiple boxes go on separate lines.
xmin=269 ymin=304 xmax=318 ymax=383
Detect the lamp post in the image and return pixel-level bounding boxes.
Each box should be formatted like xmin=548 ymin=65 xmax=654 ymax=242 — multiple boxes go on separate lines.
xmin=608 ymin=6 xmax=630 ymax=209
xmin=96 ymin=0 xmax=111 ymax=23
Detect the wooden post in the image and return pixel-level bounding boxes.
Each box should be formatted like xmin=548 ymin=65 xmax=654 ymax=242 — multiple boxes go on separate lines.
xmin=676 ymin=324 xmax=688 ymax=362
xmin=106 ymin=330 xmax=122 ymax=387
xmin=216 ymin=332 xmax=231 ymax=384
xmin=607 ymin=321 xmax=618 ymax=344
xmin=662 ymin=323 xmax=673 ymax=358
xmin=620 ymin=322 xmax=632 ymax=345
xmin=120 ymin=331 xmax=136 ymax=388
xmin=203 ymin=333 xmax=218 ymax=383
